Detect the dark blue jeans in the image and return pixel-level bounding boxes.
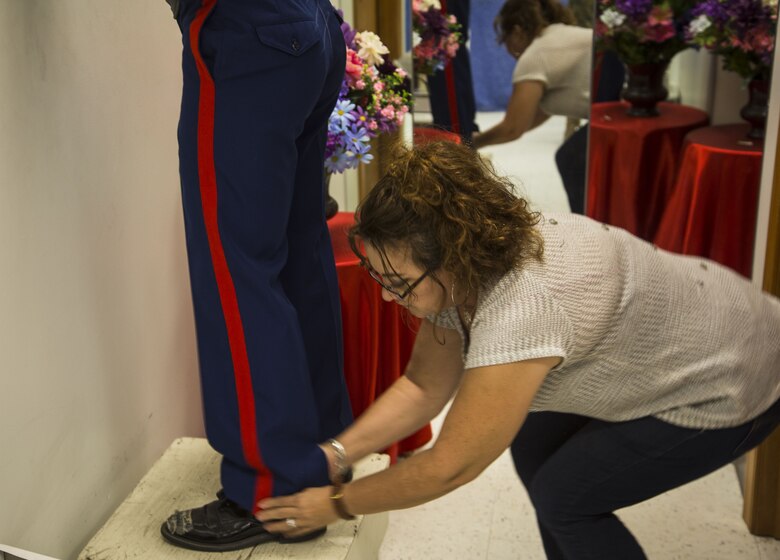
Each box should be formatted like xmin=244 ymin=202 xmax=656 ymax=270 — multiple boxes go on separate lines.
xmin=511 ymin=398 xmax=780 ymax=559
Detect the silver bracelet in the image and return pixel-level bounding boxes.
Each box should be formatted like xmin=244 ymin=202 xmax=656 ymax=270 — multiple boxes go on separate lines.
xmin=328 ymin=438 xmax=348 ymax=480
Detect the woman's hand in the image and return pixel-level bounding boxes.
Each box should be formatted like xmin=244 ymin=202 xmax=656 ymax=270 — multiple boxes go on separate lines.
xmin=256 ymin=486 xmax=340 ymax=537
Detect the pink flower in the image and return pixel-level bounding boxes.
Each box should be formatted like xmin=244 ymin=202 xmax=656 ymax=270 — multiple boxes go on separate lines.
xmin=414 ymin=43 xmax=436 ymax=60
xmin=446 ymin=35 xmax=460 ymax=57
xmin=345 ymin=49 xmax=363 ymax=82
xmin=745 ymin=29 xmax=774 ymax=54
xmin=647 ymin=5 xmax=673 ymax=26
xmin=642 ymin=21 xmax=676 ymax=43
xmin=373 ymin=81 xmax=385 ymax=93
xmin=355 ymin=79 xmax=366 ymax=89
xmin=368 ymin=120 xmax=378 ymax=131
xmin=641 ymin=5 xmax=676 ymax=43
xmin=381 ymin=106 xmax=395 ymax=119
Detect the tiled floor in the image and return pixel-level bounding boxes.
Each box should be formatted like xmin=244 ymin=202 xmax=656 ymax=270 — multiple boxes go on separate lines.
xmin=378 ymin=112 xmax=780 ymax=559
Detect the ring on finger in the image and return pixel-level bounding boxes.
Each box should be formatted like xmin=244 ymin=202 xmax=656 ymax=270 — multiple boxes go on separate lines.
xmin=286 ymin=518 xmax=298 ymax=528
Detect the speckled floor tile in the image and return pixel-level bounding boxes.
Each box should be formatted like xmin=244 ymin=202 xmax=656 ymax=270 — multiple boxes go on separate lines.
xmin=757 ymin=536 xmax=780 ymax=559
xmin=378 ymin=456 xmax=497 ymax=560
xmin=618 ymin=466 xmax=764 ymax=559
xmin=486 ymin=537 xmax=547 ymax=560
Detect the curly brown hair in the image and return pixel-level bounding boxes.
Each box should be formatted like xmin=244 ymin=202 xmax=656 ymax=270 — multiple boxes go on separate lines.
xmin=494 ymin=0 xmax=575 ymax=44
xmin=348 ymin=141 xmax=544 ymax=299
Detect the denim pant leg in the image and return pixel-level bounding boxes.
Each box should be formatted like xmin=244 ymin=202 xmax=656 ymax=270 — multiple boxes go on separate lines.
xmin=512 ymin=400 xmax=780 ymax=560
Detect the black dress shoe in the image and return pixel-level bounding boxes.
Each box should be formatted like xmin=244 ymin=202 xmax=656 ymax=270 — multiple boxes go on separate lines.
xmin=161 ymin=491 xmax=326 ymax=552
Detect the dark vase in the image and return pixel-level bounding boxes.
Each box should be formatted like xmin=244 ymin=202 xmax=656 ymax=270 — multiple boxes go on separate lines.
xmin=740 ymin=79 xmax=769 ymax=140
xmin=622 ymin=61 xmax=670 ymax=117
xmin=325 ymin=172 xmax=339 ymax=220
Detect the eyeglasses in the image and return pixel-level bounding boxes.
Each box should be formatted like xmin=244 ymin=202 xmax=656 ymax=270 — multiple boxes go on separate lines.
xmin=360 ymin=259 xmax=432 ymax=300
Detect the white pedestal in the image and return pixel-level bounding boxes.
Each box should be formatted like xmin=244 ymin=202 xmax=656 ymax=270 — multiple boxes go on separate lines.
xmin=78 ymin=438 xmax=389 ymax=560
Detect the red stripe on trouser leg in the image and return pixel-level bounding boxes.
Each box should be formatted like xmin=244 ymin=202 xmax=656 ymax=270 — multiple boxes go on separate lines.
xmin=189 ymin=0 xmax=273 ymax=510
xmin=439 ymin=0 xmax=460 ymax=135
xmin=444 ymin=61 xmax=460 ymax=135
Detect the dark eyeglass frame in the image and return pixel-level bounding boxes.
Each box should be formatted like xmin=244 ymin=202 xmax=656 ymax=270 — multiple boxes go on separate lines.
xmin=360 ymin=259 xmax=433 ymax=300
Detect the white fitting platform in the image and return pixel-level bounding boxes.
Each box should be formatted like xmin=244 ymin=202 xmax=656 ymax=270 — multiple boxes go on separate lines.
xmin=78 ymin=438 xmax=389 ymax=560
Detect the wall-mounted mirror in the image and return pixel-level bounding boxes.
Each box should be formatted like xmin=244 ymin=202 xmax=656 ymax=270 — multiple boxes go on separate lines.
xmin=411 ymin=0 xmax=780 ymax=541
xmin=589 ymin=0 xmax=776 ymax=281
xmin=411 ymin=0 xmax=775 ymax=279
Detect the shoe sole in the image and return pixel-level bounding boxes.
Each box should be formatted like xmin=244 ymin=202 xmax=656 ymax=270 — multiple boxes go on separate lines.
xmin=160 ymin=523 xmax=326 ymax=552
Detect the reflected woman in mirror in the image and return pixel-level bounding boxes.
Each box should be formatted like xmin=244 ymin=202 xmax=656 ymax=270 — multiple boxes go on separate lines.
xmin=472 ymin=0 xmax=623 ymax=214
xmin=257 ymin=142 xmax=780 ymax=560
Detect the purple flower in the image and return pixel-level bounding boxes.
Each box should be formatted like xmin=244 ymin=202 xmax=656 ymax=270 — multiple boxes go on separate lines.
xmin=352 ymin=106 xmax=371 ymax=131
xmin=687 ymin=0 xmax=776 ymax=79
xmin=351 ymin=147 xmax=374 ymax=166
xmin=420 ymin=8 xmax=449 ymax=37
xmin=339 ymin=11 xmax=358 ymax=50
xmin=325 ymin=148 xmax=350 ymax=174
xmin=615 ymin=0 xmax=654 ymax=19
xmin=344 ymin=124 xmax=370 ymax=151
xmin=331 ymin=99 xmax=357 ymax=130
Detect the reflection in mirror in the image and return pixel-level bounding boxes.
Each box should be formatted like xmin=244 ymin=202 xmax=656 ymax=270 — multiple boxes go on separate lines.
xmin=411 ymin=0 xmax=477 ymax=146
xmin=411 ymin=0 xmax=600 ymax=214
xmin=589 ymin=0 xmax=777 ymax=279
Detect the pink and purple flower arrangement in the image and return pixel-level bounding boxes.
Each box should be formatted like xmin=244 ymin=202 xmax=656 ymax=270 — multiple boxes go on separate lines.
xmin=325 ymin=17 xmax=412 ymax=174
xmin=596 ymin=0 xmax=696 ymax=64
xmin=411 ymin=0 xmax=463 ymax=76
xmin=687 ymin=0 xmax=777 ymax=80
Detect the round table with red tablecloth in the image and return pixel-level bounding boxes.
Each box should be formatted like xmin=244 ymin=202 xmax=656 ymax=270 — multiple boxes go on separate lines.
xmin=328 ymin=212 xmax=433 ymax=461
xmin=587 ymin=101 xmax=709 ymax=242
xmin=654 ymin=124 xmax=763 ymax=278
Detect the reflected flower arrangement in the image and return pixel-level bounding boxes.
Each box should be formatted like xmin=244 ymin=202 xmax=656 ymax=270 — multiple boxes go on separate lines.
xmin=411 ymin=0 xmax=463 ymax=76
xmin=687 ymin=0 xmax=777 ymax=80
xmin=325 ymin=16 xmax=412 ymax=174
xmin=595 ymin=0 xmax=696 ymax=64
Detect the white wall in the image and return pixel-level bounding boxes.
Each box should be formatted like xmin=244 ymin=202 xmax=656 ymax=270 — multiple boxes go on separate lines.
xmin=0 ymin=2 xmax=204 ymax=558
xmin=671 ymin=49 xmax=747 ymax=126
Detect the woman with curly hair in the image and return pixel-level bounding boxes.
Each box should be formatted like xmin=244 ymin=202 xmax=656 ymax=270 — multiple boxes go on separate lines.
xmin=257 ymin=142 xmax=780 ymax=559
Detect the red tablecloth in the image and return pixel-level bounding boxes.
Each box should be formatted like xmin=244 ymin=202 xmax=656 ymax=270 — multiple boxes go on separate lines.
xmin=654 ymin=124 xmax=763 ymax=278
xmin=328 ymin=212 xmax=433 ymax=461
xmin=587 ymin=102 xmax=709 ymax=241
xmin=413 ymin=126 xmax=462 ymax=145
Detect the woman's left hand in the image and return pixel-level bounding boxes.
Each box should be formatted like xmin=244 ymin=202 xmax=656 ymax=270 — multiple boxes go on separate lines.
xmin=256 ymin=486 xmax=340 ymax=537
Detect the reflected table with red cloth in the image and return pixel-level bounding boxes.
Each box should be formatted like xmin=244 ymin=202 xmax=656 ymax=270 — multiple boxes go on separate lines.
xmin=654 ymin=124 xmax=763 ymax=278
xmin=328 ymin=212 xmax=433 ymax=461
xmin=413 ymin=125 xmax=462 ymax=145
xmin=587 ymin=102 xmax=709 ymax=241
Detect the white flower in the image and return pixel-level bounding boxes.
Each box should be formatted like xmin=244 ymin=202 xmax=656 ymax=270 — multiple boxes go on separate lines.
xmin=688 ymin=14 xmax=711 ymax=36
xmin=416 ymin=0 xmax=442 ymax=11
xmin=600 ymin=8 xmax=626 ymax=29
xmin=355 ymin=31 xmax=390 ymax=67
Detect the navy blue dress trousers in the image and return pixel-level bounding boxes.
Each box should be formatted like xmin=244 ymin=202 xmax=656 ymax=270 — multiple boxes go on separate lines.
xmin=426 ymin=0 xmax=478 ymax=142
xmin=175 ymin=0 xmax=353 ymax=513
